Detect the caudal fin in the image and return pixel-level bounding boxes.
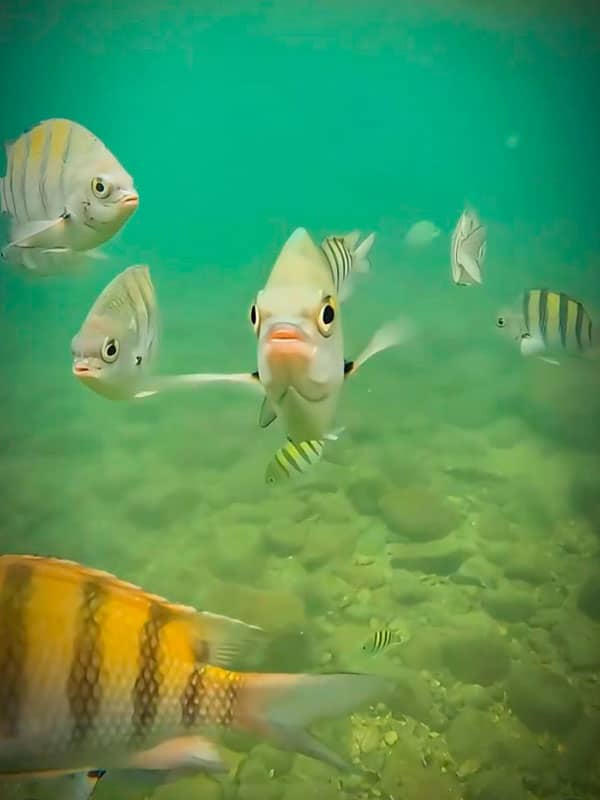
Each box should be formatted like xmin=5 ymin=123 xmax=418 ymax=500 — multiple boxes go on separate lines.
xmin=234 ymin=672 xmax=392 ymax=771
xmin=351 ymin=231 xmax=375 ymax=274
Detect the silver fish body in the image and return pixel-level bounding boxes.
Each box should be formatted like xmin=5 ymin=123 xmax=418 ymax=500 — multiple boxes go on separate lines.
xmin=254 ymin=228 xmax=346 ymax=443
xmin=71 ymin=265 xmax=158 ymax=399
xmin=0 ymin=119 xmax=138 ymax=275
xmin=451 ymin=207 xmax=487 ymax=286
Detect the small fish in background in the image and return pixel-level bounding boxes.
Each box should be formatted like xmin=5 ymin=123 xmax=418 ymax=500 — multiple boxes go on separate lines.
xmin=0 ymin=118 xmax=138 ymax=275
xmin=265 ymin=438 xmax=325 ymax=485
xmin=0 ymin=554 xmax=392 ymax=784
xmin=320 ymin=231 xmax=374 ymax=301
xmin=450 ymin=207 xmax=487 ymax=286
xmin=362 ymin=629 xmax=407 ymax=655
xmin=505 ymin=132 xmax=520 ymax=149
xmin=403 ymin=219 xmax=441 ymax=248
xmin=496 ymin=288 xmax=595 ymax=365
xmin=264 ymin=427 xmax=344 ymax=485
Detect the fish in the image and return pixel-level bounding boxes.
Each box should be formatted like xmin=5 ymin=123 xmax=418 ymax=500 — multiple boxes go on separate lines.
xmin=156 ymin=228 xmax=409 ymax=480
xmin=450 ymin=207 xmax=487 ymax=286
xmin=265 ymin=439 xmax=325 ymax=486
xmin=403 ymin=220 xmax=440 ymax=248
xmin=320 ymin=231 xmax=373 ymax=301
xmin=361 ymin=630 xmax=406 ymax=655
xmin=71 ymin=265 xmax=251 ymax=402
xmin=496 ymin=288 xmax=594 ymax=364
xmin=0 ymin=119 xmax=138 ymax=276
xmin=71 ymin=265 xmax=159 ymax=400
xmin=0 ymin=554 xmax=391 ymax=786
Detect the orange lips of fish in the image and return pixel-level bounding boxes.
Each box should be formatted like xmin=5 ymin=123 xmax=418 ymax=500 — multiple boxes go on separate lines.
xmin=264 ymin=325 xmax=314 ymax=365
xmin=120 ymin=192 xmax=139 ymax=208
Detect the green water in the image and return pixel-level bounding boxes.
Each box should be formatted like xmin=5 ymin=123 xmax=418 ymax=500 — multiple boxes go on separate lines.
xmin=1 ymin=2 xmax=600 ymax=799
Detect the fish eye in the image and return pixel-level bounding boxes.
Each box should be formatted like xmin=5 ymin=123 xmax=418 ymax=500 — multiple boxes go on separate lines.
xmin=496 ymin=316 xmax=506 ymax=328
xmin=101 ymin=337 xmax=119 ymax=363
xmin=249 ymin=302 xmax=260 ymax=333
xmin=317 ymin=295 xmax=336 ymax=337
xmin=91 ymin=177 xmax=113 ymax=199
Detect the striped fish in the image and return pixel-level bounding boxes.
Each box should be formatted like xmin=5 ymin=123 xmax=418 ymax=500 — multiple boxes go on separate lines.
xmin=265 ymin=438 xmax=325 ymax=485
xmin=320 ymin=231 xmax=374 ymax=299
xmin=497 ymin=289 xmax=594 ymax=360
xmin=450 ymin=207 xmax=487 ymax=286
xmin=361 ymin=630 xmax=404 ymax=655
xmin=0 ymin=555 xmax=389 ymax=782
xmin=0 ymin=119 xmax=138 ymax=275
xmin=71 ymin=265 xmax=159 ymax=400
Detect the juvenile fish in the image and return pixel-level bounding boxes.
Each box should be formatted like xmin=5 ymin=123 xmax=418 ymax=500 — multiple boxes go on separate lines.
xmin=0 ymin=555 xmax=391 ymax=786
xmin=496 ymin=288 xmax=594 ymax=364
xmin=0 ymin=119 xmax=138 ymax=275
xmin=451 ymin=207 xmax=487 ymax=286
xmin=361 ymin=629 xmax=406 ymax=655
xmin=404 ymin=220 xmax=440 ymax=248
xmin=265 ymin=439 xmax=325 ymax=485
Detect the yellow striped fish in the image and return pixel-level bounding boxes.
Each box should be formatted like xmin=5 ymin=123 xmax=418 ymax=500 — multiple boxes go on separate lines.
xmin=265 ymin=438 xmax=325 ymax=485
xmin=320 ymin=231 xmax=373 ymax=300
xmin=361 ymin=630 xmax=404 ymax=655
xmin=0 ymin=119 xmax=138 ymax=275
xmin=0 ymin=555 xmax=389 ymax=785
xmin=496 ymin=288 xmax=594 ymax=361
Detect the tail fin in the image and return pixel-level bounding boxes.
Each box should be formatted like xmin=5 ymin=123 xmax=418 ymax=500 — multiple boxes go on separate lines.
xmin=351 ymin=231 xmax=375 ymax=274
xmin=234 ymin=672 xmax=392 ymax=771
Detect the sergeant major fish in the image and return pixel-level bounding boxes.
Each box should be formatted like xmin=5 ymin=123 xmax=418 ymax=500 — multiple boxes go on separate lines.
xmin=450 ymin=206 xmax=487 ymax=286
xmin=0 ymin=554 xmax=390 ymax=791
xmin=496 ymin=288 xmax=595 ymax=365
xmin=0 ymin=118 xmax=138 ymax=275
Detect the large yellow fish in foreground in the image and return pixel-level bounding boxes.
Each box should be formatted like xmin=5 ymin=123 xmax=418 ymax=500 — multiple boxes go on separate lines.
xmin=0 ymin=555 xmax=389 ymax=797
xmin=0 ymin=119 xmax=138 ymax=275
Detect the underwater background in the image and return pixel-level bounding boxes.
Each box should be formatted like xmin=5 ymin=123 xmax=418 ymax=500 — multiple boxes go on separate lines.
xmin=1 ymin=1 xmax=600 ymax=798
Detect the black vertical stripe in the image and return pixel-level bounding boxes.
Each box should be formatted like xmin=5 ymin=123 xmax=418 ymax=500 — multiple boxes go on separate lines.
xmin=181 ymin=665 xmax=206 ymax=728
xmin=575 ymin=302 xmax=584 ymax=351
xmin=587 ymin=317 xmax=593 ymax=348
xmin=131 ymin=602 xmax=172 ymax=742
xmin=558 ymin=292 xmax=569 ymax=349
xmin=67 ymin=579 xmax=107 ymax=744
xmin=538 ymin=289 xmax=549 ymax=342
xmin=282 ymin=444 xmax=304 ymax=473
xmin=0 ymin=562 xmax=34 ymax=737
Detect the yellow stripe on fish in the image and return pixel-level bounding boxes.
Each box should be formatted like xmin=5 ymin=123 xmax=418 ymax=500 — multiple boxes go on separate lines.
xmin=265 ymin=439 xmax=324 ymax=485
xmin=1 ymin=118 xmax=138 ymax=274
xmin=0 ymin=555 xmax=390 ymax=778
xmin=523 ymin=288 xmax=593 ymax=353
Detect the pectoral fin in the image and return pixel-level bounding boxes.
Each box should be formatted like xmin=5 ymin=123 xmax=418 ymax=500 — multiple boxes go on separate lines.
xmin=259 ymin=397 xmax=277 ymax=428
xmin=9 ymin=215 xmax=69 ymax=247
xmin=125 ymin=735 xmax=227 ymax=775
xmin=133 ymin=371 xmax=263 ymax=399
xmin=344 ymin=317 xmax=414 ymax=378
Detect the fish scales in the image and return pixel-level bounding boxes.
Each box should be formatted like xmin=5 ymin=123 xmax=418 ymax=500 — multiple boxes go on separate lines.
xmin=0 ymin=556 xmax=240 ymax=771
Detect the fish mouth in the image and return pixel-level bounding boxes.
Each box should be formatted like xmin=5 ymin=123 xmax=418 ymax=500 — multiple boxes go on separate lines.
xmin=120 ymin=192 xmax=139 ymax=208
xmin=72 ymin=362 xmax=100 ymax=377
xmin=265 ymin=325 xmax=314 ymax=363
